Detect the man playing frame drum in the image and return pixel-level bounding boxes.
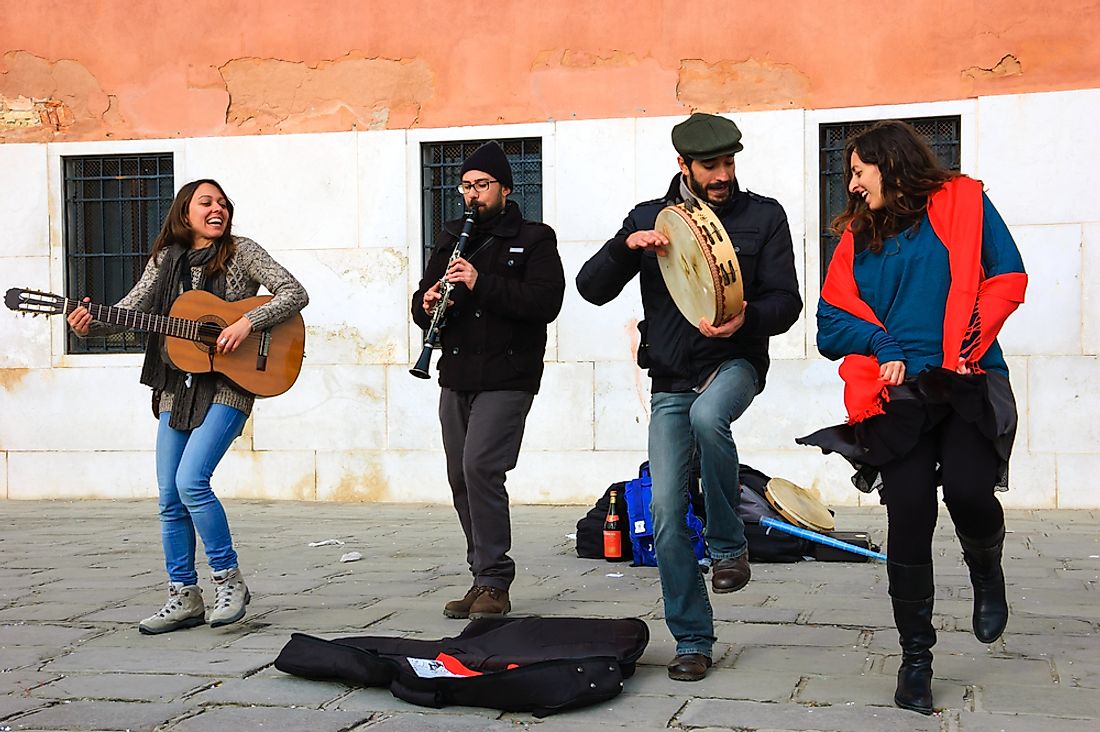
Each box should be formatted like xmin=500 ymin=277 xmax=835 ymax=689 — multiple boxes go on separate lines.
xmin=577 ymin=113 xmax=802 ymax=681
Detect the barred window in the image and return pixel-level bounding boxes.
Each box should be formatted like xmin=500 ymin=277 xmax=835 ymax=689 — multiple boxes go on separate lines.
xmin=63 ymin=154 xmax=175 ymax=354
xmin=819 ymin=116 xmax=961 ymax=283
xmin=420 ymin=138 xmax=542 ymax=270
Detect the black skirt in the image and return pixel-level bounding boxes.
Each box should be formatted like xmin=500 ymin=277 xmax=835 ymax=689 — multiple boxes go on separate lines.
xmin=796 ymin=368 xmax=1018 ymax=495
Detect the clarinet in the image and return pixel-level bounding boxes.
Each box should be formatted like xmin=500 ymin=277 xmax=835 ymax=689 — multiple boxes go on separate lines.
xmin=410 ymin=207 xmax=478 ymax=378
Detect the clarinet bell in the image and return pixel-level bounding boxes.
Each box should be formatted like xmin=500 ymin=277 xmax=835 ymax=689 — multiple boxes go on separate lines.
xmin=410 ymin=344 xmax=433 ymax=379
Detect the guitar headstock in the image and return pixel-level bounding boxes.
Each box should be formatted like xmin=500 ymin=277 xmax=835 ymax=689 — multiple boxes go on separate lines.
xmin=5 ymin=288 xmax=65 ymax=317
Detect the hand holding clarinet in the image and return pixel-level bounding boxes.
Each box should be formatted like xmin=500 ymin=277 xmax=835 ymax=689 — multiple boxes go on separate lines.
xmin=410 ymin=207 xmax=479 ymax=378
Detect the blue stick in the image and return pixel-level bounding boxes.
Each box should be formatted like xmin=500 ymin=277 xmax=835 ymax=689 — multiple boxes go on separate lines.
xmin=760 ymin=517 xmax=887 ymax=561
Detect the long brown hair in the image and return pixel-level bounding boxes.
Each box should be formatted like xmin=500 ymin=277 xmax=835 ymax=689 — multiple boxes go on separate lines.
xmin=150 ymin=179 xmax=237 ymax=273
xmin=831 ymin=121 xmax=958 ymax=253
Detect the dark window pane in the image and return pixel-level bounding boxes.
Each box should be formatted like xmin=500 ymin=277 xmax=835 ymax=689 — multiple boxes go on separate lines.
xmin=420 ymin=138 xmax=542 ymax=271
xmin=819 ymin=117 xmax=961 ymax=284
xmin=63 ymin=153 xmax=174 ymax=354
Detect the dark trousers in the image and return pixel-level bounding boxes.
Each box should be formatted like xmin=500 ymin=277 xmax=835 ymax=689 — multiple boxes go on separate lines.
xmin=881 ymin=410 xmax=1005 ymax=565
xmin=439 ymin=388 xmax=534 ymax=590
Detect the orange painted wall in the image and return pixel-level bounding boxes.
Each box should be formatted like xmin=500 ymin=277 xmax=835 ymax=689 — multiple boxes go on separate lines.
xmin=2 ymin=0 xmax=1099 ymax=142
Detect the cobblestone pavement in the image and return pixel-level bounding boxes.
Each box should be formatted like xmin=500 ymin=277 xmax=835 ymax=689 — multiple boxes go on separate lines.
xmin=1 ymin=500 xmax=1098 ymax=731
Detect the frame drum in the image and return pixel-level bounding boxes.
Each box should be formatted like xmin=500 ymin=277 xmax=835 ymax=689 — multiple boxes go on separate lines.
xmin=654 ymin=199 xmax=743 ymax=327
xmin=764 ymin=477 xmax=836 ymax=533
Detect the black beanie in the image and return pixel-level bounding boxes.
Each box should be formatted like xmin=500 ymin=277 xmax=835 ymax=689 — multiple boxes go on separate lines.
xmin=460 ymin=141 xmax=514 ymax=190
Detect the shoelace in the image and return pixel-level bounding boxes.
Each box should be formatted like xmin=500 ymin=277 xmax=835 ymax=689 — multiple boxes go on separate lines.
xmin=213 ymin=582 xmax=236 ymax=610
xmin=157 ymin=594 xmax=184 ymax=617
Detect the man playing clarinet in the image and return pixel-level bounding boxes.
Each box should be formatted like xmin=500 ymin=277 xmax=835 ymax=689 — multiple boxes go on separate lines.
xmin=411 ymin=141 xmax=565 ymax=620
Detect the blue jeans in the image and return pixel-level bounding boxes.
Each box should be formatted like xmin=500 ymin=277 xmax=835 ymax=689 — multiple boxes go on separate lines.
xmin=156 ymin=404 xmax=247 ymax=585
xmin=649 ymin=358 xmax=759 ymax=657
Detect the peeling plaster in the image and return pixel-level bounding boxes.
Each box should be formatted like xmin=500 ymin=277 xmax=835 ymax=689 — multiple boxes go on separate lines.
xmin=962 ymin=54 xmax=1023 ymax=80
xmin=0 ymin=51 xmax=112 ymax=141
xmin=677 ymin=58 xmax=811 ymax=112
xmin=218 ymin=54 xmax=433 ymax=133
xmin=533 ymin=49 xmax=640 ymax=69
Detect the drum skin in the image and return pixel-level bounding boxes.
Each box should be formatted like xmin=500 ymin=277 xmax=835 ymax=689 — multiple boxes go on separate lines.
xmin=764 ymin=477 xmax=836 ymax=533
xmin=654 ymin=200 xmax=744 ymax=327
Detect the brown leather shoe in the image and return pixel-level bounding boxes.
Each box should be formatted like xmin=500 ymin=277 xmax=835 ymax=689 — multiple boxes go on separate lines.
xmin=468 ymin=587 xmax=510 ymax=618
xmin=712 ymin=552 xmax=751 ymax=593
xmin=443 ymin=586 xmax=485 ymax=619
xmin=667 ymin=653 xmax=712 ymax=681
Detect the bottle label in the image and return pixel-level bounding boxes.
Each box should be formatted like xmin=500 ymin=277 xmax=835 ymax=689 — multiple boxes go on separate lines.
xmin=603 ymin=528 xmax=622 ymax=559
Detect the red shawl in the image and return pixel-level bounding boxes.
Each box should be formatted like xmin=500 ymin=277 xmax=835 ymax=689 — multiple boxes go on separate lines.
xmin=820 ymin=177 xmax=1027 ymax=423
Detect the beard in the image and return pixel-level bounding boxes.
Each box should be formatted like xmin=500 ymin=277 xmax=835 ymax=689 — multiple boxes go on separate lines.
xmin=687 ymin=171 xmax=732 ymax=206
xmin=471 ymin=196 xmax=505 ymax=221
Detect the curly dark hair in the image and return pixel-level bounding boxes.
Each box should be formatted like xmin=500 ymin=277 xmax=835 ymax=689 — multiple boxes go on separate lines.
xmin=150 ymin=179 xmax=237 ymax=273
xmin=831 ymin=120 xmax=957 ymax=253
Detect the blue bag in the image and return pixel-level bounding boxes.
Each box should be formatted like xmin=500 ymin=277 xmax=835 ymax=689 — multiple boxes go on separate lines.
xmin=624 ymin=462 xmax=707 ymax=567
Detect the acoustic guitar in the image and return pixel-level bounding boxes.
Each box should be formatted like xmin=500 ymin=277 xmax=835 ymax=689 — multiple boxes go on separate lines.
xmin=5 ymin=288 xmax=305 ymax=397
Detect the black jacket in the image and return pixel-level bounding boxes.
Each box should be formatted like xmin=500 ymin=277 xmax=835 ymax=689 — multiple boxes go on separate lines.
xmin=412 ymin=200 xmax=565 ymax=393
xmin=576 ymin=174 xmax=802 ymax=392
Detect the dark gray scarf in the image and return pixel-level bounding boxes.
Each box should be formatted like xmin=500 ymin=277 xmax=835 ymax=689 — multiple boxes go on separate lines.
xmin=140 ymin=243 xmax=227 ymax=430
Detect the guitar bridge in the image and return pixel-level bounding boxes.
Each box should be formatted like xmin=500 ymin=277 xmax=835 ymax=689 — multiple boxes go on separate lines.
xmin=256 ymin=330 xmax=270 ymax=372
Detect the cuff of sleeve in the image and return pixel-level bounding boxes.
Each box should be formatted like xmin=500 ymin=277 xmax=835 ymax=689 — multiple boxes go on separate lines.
xmin=244 ymin=308 xmax=269 ymax=332
xmin=608 ymin=237 xmax=639 ymax=265
xmin=871 ymin=332 xmax=905 ymax=364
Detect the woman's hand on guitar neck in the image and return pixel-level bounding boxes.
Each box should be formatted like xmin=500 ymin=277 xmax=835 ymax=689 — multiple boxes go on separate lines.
xmin=67 ymin=297 xmax=93 ymax=336
xmin=217 ymin=316 xmax=253 ymax=354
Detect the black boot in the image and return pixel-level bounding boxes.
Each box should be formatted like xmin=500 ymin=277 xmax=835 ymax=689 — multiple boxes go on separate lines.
xmin=957 ymin=525 xmax=1008 ymax=644
xmin=888 ymin=561 xmax=936 ymax=715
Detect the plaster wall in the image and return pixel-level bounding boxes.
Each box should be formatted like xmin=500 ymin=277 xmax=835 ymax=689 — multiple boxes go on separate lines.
xmin=2 ymin=89 xmax=1097 ymax=507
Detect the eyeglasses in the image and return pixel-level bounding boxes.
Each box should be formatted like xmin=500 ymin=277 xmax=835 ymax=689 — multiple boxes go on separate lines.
xmin=456 ymin=179 xmax=499 ymax=193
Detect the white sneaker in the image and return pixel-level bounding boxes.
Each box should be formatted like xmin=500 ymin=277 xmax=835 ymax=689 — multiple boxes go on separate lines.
xmin=138 ymin=583 xmax=205 ymax=635
xmin=208 ymin=567 xmax=251 ymax=628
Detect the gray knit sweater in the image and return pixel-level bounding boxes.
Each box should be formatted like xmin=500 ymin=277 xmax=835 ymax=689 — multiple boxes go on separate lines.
xmin=86 ymin=236 xmax=309 ymax=416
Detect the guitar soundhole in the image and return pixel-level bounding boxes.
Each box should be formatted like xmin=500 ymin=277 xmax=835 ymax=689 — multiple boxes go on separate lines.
xmin=195 ymin=317 xmax=228 ymax=352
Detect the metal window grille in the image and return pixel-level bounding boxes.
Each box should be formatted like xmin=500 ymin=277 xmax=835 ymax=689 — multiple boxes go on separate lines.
xmin=420 ymin=138 xmax=542 ymax=270
xmin=63 ymin=153 xmax=175 ymax=353
xmin=819 ymin=116 xmax=961 ymax=284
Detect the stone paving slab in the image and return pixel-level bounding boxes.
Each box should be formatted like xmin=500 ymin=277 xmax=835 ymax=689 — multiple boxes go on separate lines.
xmin=626 ymin=665 xmax=800 ymax=702
xmin=30 ymin=673 xmax=213 ymax=703
xmin=187 ymin=675 xmax=349 ymax=708
xmin=725 ymin=645 xmax=871 ymax=676
xmin=42 ymin=647 xmax=272 ymax=676
xmin=6 ymin=700 xmax=190 ymax=731
xmin=677 ymin=698 xmax=942 ymax=732
xmin=958 ymin=711 xmax=1100 ymax=731
xmin=976 ymin=682 xmax=1099 ymax=718
xmin=0 ymin=696 xmax=48 ymax=724
xmin=795 ymin=673 xmax=968 ymax=711
xmin=0 ymin=672 xmax=58 ymax=697
xmin=161 ymin=706 xmax=374 ymax=731
xmin=2 ymin=500 xmax=1098 ymax=731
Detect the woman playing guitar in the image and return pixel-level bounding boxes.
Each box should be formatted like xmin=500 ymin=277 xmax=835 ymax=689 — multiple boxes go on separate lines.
xmin=67 ymin=179 xmax=308 ymax=634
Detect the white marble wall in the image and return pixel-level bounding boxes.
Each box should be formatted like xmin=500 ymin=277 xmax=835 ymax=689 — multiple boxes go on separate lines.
xmin=2 ymin=89 xmax=1098 ymax=507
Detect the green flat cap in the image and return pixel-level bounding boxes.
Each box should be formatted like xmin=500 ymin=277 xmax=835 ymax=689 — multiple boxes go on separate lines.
xmin=671 ymin=113 xmax=744 ymax=159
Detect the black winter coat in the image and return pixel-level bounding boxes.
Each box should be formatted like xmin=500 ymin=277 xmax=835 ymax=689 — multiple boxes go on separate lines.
xmin=412 ymin=200 xmax=565 ymax=393
xmin=576 ymin=175 xmax=802 ymax=392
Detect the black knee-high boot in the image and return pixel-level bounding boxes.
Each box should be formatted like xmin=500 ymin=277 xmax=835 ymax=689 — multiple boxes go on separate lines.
xmin=888 ymin=561 xmax=936 ymax=715
xmin=957 ymin=525 xmax=1008 ymax=644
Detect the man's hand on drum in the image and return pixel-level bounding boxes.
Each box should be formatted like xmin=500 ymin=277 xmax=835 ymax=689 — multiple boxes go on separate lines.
xmin=422 ymin=281 xmax=451 ymax=314
xmin=446 ymin=256 xmax=479 ymax=290
xmin=879 ymin=360 xmax=906 ymax=385
xmin=699 ymin=301 xmax=747 ymax=338
xmin=626 ymin=230 xmax=670 ymax=256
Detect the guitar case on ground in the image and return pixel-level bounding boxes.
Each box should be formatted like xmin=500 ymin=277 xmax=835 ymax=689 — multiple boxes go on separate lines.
xmin=274 ymin=616 xmax=649 ymax=717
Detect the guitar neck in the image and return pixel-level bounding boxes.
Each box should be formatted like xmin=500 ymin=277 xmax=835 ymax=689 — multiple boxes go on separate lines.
xmin=68 ymin=299 xmax=200 ymax=342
